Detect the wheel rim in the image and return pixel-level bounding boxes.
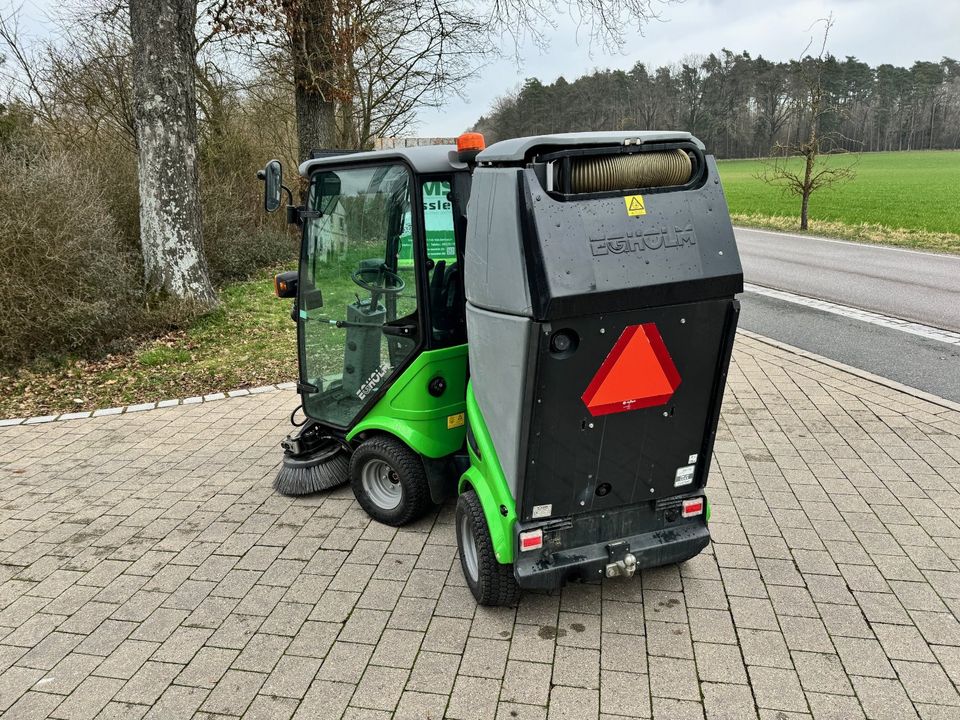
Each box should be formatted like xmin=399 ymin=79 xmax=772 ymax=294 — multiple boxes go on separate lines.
xmin=459 ymin=512 xmax=479 ymax=583
xmin=361 ymin=459 xmax=402 ymax=510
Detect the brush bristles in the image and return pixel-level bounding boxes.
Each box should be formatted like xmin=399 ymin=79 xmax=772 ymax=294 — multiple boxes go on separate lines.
xmin=273 ymin=453 xmax=350 ymax=496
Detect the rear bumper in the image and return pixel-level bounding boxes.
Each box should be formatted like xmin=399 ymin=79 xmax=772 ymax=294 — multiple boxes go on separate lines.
xmin=514 ymin=520 xmax=710 ymax=591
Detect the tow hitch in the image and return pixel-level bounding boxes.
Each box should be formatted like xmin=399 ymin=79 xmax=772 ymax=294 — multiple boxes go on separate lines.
xmin=605 ymin=541 xmax=638 ymax=579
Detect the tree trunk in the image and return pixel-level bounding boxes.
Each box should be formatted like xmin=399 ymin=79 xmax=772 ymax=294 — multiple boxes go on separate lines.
xmin=129 ymin=0 xmax=216 ymax=308
xmin=291 ymin=0 xmax=337 ymax=162
xmin=800 ymin=151 xmax=815 ymax=230
xmin=295 ymin=86 xmax=337 ymax=162
xmin=930 ymin=101 xmax=937 ymax=149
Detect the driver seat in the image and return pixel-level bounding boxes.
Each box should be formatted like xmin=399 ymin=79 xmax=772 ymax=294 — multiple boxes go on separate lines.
xmin=430 ymin=260 xmax=465 ymax=343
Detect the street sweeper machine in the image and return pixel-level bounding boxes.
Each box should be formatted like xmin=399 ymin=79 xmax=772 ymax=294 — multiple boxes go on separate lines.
xmin=259 ymin=131 xmax=743 ymax=605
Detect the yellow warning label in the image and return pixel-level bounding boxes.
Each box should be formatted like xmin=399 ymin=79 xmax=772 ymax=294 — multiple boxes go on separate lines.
xmin=624 ymin=195 xmax=646 ymax=217
xmin=447 ymin=412 xmax=465 ymax=430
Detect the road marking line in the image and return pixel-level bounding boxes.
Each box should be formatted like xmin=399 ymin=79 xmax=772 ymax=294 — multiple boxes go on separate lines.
xmin=734 ymin=226 xmax=960 ymax=260
xmin=743 ymin=283 xmax=960 ymax=346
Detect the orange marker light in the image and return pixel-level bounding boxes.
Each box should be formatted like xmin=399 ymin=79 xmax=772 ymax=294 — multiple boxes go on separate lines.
xmin=274 ymin=271 xmax=298 ymax=298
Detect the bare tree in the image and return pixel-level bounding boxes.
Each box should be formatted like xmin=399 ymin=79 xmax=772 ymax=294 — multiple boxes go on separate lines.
xmin=752 ymin=57 xmax=791 ymax=154
xmin=0 ymin=7 xmax=135 ymax=145
xmin=210 ymin=0 xmax=487 ymax=158
xmin=212 ymin=0 xmax=674 ymax=160
xmin=480 ymin=0 xmax=672 ymax=54
xmin=758 ymin=16 xmax=860 ymax=230
xmin=0 ymin=8 xmax=49 ymax=117
xmin=210 ymin=0 xmax=336 ymax=161
xmin=337 ymin=0 xmax=488 ymax=148
xmin=129 ymin=0 xmax=217 ymax=307
xmin=288 ymin=0 xmax=336 ymax=160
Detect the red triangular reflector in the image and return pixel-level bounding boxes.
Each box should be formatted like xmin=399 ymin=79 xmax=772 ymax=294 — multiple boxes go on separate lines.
xmin=581 ymin=323 xmax=681 ymax=417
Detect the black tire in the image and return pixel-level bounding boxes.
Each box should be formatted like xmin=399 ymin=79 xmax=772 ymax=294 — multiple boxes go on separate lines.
xmin=456 ymin=489 xmax=521 ymax=607
xmin=349 ymin=435 xmax=432 ymax=526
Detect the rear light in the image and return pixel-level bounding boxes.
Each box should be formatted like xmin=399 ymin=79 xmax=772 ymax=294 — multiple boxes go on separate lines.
xmin=681 ymin=497 xmax=704 ymax=518
xmin=519 ymin=529 xmax=543 ymax=552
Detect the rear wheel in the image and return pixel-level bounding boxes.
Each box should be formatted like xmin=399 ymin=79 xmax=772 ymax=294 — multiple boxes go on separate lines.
xmin=350 ymin=436 xmax=432 ymax=526
xmin=456 ymin=489 xmax=520 ymax=607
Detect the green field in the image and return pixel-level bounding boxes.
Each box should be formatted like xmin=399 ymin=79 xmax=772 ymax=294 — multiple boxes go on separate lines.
xmin=717 ymin=150 xmax=960 ymax=246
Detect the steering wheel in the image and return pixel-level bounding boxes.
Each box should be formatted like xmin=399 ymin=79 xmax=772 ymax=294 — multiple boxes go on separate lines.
xmin=351 ymin=266 xmax=405 ymax=296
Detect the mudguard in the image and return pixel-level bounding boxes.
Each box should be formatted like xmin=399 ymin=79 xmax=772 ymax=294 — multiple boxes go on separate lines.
xmin=459 ymin=382 xmax=517 ymax=564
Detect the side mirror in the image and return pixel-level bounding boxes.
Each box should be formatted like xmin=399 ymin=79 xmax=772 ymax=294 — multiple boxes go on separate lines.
xmin=258 ymin=159 xmax=283 ymax=213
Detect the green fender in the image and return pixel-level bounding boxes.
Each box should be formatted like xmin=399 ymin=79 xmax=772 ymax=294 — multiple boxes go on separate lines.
xmin=346 ymin=344 xmax=468 ymax=459
xmin=458 ymin=382 xmax=517 ymax=564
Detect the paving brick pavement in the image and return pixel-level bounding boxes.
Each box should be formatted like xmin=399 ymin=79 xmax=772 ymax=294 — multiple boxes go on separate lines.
xmin=1 ymin=333 xmax=959 ymax=719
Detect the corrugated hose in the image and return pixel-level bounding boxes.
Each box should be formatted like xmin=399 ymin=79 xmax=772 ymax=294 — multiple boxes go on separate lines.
xmin=560 ymin=148 xmax=693 ymax=193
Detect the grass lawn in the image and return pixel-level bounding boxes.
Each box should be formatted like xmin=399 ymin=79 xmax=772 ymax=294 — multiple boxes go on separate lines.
xmin=1 ymin=269 xmax=298 ymax=419
xmin=718 ymin=150 xmax=960 ymax=252
xmin=0 ymin=255 xmax=415 ymax=420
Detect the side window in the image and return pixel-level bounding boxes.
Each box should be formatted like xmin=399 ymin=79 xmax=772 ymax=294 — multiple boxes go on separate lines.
xmin=298 ymin=164 xmax=418 ymax=428
xmin=421 ymin=179 xmax=464 ymax=345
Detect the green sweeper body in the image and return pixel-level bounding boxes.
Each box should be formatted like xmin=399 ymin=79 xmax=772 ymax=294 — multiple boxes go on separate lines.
xmin=260 ymin=132 xmax=742 ymax=606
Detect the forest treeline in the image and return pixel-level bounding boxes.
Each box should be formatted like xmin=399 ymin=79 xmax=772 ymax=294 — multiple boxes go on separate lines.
xmin=473 ymin=52 xmax=960 ymax=158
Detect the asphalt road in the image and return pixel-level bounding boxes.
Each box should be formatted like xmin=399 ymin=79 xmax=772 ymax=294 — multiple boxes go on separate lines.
xmin=736 ymin=227 xmax=960 ymax=332
xmin=739 ymin=291 xmax=960 ymax=403
xmin=734 ymin=227 xmax=960 ymax=403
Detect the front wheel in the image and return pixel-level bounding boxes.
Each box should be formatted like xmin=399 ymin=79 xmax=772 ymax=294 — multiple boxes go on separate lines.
xmin=456 ymin=490 xmax=520 ymax=607
xmin=350 ymin=436 xmax=432 ymax=526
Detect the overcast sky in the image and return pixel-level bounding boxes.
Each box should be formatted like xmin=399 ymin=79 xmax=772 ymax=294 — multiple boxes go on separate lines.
xmin=417 ymin=0 xmax=960 ymax=135
xmin=10 ymin=0 xmax=960 ymax=136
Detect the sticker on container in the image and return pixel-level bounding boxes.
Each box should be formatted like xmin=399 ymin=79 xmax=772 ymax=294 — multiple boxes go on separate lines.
xmin=532 ymin=504 xmax=552 ymax=519
xmin=447 ymin=412 xmax=465 ymax=430
xmin=674 ymin=465 xmax=695 ymax=487
xmin=688 ymin=453 xmax=698 ymax=464
xmin=624 ymin=194 xmax=646 ymax=217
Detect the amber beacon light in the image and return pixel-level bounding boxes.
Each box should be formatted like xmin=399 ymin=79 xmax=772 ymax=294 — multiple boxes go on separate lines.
xmin=457 ymin=132 xmax=485 ymax=163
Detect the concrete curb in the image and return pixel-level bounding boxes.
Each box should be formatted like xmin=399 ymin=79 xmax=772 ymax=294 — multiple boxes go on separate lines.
xmin=0 ymin=382 xmax=298 ymax=427
xmin=739 ymin=329 xmax=960 ymax=414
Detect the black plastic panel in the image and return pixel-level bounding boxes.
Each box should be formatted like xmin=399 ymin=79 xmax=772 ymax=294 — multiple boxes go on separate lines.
xmin=518 ymin=298 xmax=737 ymax=522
